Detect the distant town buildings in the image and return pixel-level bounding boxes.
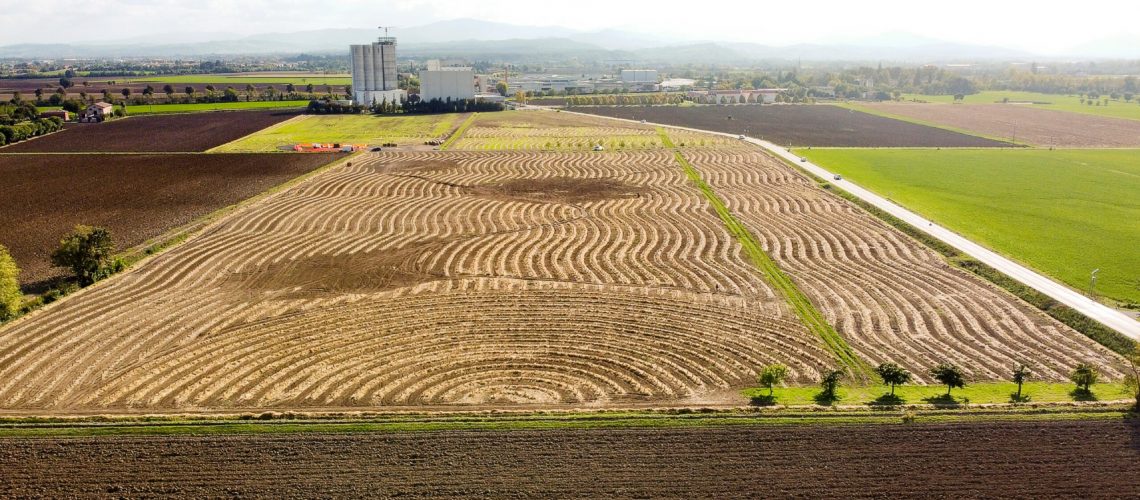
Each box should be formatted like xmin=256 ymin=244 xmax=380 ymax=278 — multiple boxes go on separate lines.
xmin=620 ymin=69 xmax=660 ymax=91
xmin=350 ymin=35 xmax=406 ymax=106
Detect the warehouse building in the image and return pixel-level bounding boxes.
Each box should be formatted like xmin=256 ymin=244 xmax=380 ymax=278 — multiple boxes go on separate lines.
xmin=350 ymin=35 xmax=406 ymax=106
xmin=620 ymin=69 xmax=660 ymax=91
xmin=419 ymin=66 xmax=475 ymax=102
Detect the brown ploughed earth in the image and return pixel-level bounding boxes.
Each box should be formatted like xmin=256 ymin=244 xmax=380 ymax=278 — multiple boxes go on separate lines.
xmin=0 ymin=153 xmax=337 ymax=290
xmin=1 ymin=110 xmax=298 ymax=152
xmin=575 ymin=104 xmax=1012 ymax=147
xmin=1 ymin=419 xmax=1137 ymax=497
xmin=861 ymin=102 xmax=1140 ymax=147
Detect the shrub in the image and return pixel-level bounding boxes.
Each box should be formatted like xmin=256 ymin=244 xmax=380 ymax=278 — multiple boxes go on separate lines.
xmin=50 ymin=225 xmax=117 ymax=286
xmin=0 ymin=245 xmax=20 ymax=321
xmin=1012 ymin=364 xmax=1031 ymax=401
xmin=818 ymin=369 xmax=845 ymax=402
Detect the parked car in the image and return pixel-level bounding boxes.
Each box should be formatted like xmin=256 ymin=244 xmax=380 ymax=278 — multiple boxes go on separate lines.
xmin=370 ymin=147 xmax=382 ymax=152
xmin=833 ymin=174 xmax=843 ymax=180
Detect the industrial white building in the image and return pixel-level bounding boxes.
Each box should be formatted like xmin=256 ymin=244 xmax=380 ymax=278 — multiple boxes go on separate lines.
xmin=350 ymin=36 xmax=406 ymax=106
xmin=620 ymin=69 xmax=659 ymax=91
xmin=419 ymin=66 xmax=475 ymax=102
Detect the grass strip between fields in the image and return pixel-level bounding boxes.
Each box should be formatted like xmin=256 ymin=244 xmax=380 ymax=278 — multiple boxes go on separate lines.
xmin=439 ymin=112 xmax=478 ymax=151
xmin=773 ymin=155 xmax=1137 ymax=356
xmin=657 ymin=128 xmax=870 ymax=379
xmin=0 ymin=405 xmax=1132 ymax=438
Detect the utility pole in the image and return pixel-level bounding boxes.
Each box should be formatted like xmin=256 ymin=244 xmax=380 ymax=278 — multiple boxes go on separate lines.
xmin=1091 ymin=268 xmax=1100 ymax=296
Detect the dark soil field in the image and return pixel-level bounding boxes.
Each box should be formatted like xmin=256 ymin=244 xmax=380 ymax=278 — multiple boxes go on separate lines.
xmin=0 ymin=419 xmax=1137 ymax=497
xmin=0 ymin=110 xmax=297 ymax=153
xmin=0 ymin=153 xmax=337 ymax=290
xmin=577 ymin=104 xmax=1012 ymax=147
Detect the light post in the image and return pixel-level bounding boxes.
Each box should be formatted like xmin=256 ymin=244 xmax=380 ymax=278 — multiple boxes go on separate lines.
xmin=1091 ymin=268 xmax=1100 ymax=296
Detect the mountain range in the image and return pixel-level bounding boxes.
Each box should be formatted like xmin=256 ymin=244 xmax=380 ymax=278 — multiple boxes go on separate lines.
xmin=0 ymin=18 xmax=1132 ymax=62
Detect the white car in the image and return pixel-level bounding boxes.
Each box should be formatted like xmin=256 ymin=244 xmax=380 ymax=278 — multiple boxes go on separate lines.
xmin=833 ymin=174 xmax=843 ymax=180
xmin=738 ymin=134 xmax=746 ymax=140
xmin=593 ymin=145 xmax=605 ymax=151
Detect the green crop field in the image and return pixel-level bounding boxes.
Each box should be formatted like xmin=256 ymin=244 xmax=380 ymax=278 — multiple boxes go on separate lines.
xmin=211 ymin=113 xmax=461 ymax=152
xmin=798 ymin=148 xmax=1140 ymax=305
xmin=901 ymin=91 xmax=1140 ymax=121
xmin=122 ymin=100 xmax=310 ymax=115
xmin=133 ymin=74 xmax=352 ymax=85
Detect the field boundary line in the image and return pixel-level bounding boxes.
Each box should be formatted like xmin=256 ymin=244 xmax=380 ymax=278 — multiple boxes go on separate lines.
xmin=562 ymin=108 xmax=1140 ymax=342
xmin=206 ymin=113 xmax=309 ymax=153
xmin=439 ymin=112 xmax=478 ymax=151
xmin=834 ymin=102 xmax=1031 ymax=147
xmin=657 ymin=127 xmax=870 ymax=378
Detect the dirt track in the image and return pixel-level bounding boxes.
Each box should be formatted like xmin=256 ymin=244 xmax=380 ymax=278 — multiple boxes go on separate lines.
xmin=1 ymin=419 xmax=1137 ymax=497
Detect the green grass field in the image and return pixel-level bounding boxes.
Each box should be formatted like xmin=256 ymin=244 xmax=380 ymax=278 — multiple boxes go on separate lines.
xmin=212 ymin=113 xmax=461 ymax=152
xmin=744 ymin=381 xmax=1133 ymax=406
xmin=123 ymin=100 xmax=310 ymax=115
xmin=901 ymin=91 xmax=1140 ymax=121
xmin=132 ymin=74 xmax=352 ymax=85
xmin=798 ymin=148 xmax=1140 ymax=305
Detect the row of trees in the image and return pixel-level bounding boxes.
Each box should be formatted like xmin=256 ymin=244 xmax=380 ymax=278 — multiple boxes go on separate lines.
xmin=564 ymin=94 xmax=686 ymax=106
xmin=0 ymin=116 xmax=64 ymax=147
xmin=0 ymin=226 xmax=123 ymax=324
xmin=756 ymin=356 xmax=1140 ymax=407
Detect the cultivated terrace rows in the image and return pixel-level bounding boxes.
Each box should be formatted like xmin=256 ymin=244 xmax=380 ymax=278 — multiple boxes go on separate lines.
xmin=0 ymin=148 xmax=833 ymax=411
xmin=676 ymin=145 xmax=1124 ymax=382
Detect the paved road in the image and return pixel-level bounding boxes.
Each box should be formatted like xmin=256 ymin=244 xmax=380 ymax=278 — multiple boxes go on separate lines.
xmin=557 ymin=109 xmax=1140 ymax=340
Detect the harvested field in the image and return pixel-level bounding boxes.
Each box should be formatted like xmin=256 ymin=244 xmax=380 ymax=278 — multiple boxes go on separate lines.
xmin=0 ymin=153 xmax=338 ymax=289
xmin=450 ymin=110 xmax=740 ymax=151
xmin=676 ymin=145 xmax=1124 ymax=382
xmin=576 ymin=104 xmax=1011 ymax=147
xmin=860 ymin=102 xmax=1140 ymax=147
xmin=0 ymin=110 xmax=298 ymax=152
xmin=0 ymin=150 xmax=833 ymax=411
xmin=2 ymin=419 xmax=1138 ymax=497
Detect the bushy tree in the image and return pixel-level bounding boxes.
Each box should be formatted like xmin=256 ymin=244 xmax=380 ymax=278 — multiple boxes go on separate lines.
xmin=758 ymin=363 xmax=788 ymax=396
xmin=930 ymin=363 xmax=966 ymax=396
xmin=0 ymin=244 xmax=20 ymax=321
xmin=875 ymin=362 xmax=912 ymax=396
xmin=1069 ymin=362 xmax=1099 ymax=393
xmin=1012 ymin=364 xmax=1031 ymax=401
xmin=819 ymin=369 xmax=844 ymax=401
xmin=50 ymin=225 xmax=117 ymax=286
xmin=1124 ymin=345 xmax=1140 ymax=408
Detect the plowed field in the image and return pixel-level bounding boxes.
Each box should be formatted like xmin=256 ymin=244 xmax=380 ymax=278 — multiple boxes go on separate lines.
xmin=860 ymin=102 xmax=1140 ymax=147
xmin=1 ymin=419 xmax=1137 ymax=497
xmin=676 ymin=145 xmax=1123 ymax=382
xmin=0 ymin=150 xmax=832 ymax=411
xmin=577 ymin=105 xmax=1011 ymax=147
xmin=0 ymin=110 xmax=298 ymax=152
xmin=449 ymin=111 xmax=739 ymax=151
xmin=0 ymin=153 xmax=337 ymax=290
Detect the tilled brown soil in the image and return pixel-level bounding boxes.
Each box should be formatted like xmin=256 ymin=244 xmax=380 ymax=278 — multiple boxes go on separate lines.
xmin=0 ymin=153 xmax=337 ymax=290
xmin=576 ymin=104 xmax=1012 ymax=147
xmin=861 ymin=102 xmax=1140 ymax=147
xmin=0 ymin=110 xmax=297 ymax=152
xmin=1 ymin=419 xmax=1137 ymax=497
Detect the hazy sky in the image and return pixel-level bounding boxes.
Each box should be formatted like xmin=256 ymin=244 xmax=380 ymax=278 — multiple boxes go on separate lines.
xmin=1 ymin=0 xmax=1137 ymax=53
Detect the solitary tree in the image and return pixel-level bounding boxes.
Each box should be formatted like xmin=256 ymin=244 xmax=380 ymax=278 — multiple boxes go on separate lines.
xmin=1069 ymin=362 xmax=1099 ymax=393
xmin=142 ymin=85 xmax=155 ymax=102
xmin=1012 ymin=364 xmax=1031 ymax=401
xmin=50 ymin=226 xmax=116 ymax=286
xmin=285 ymin=83 xmax=295 ymax=95
xmin=758 ymin=364 xmax=788 ymax=396
xmin=184 ymin=86 xmax=195 ymax=99
xmin=162 ymin=84 xmax=175 ymax=101
xmin=0 ymin=244 xmax=20 ymax=321
xmin=121 ymin=88 xmax=131 ymax=99
xmin=875 ymin=362 xmax=912 ymax=396
xmin=305 ymin=83 xmax=314 ymax=95
xmin=819 ymin=369 xmax=845 ymax=401
xmin=244 ymin=84 xmax=256 ymax=101
xmin=930 ymin=363 xmax=966 ymax=396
